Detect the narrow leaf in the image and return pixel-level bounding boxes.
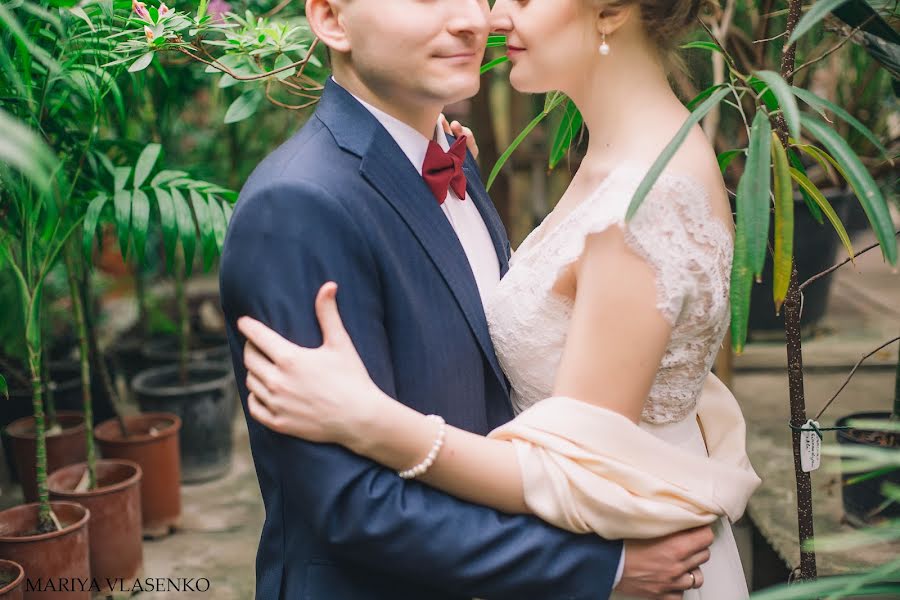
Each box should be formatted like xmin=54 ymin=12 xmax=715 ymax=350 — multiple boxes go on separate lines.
xmin=792 ymin=86 xmax=890 ymax=159
xmin=626 ymin=87 xmax=731 ymax=220
xmin=190 ymin=189 xmax=216 ymax=271
xmin=801 ymin=114 xmax=897 ymax=265
xmin=171 ymin=187 xmax=196 ymax=276
xmin=790 ymin=167 xmax=855 ymax=262
xmin=771 ymin=134 xmax=794 ymax=312
xmin=480 ymin=56 xmax=508 ymax=75
xmin=151 ymin=169 xmax=188 ymax=187
xmin=754 ymin=70 xmax=801 ymax=140
xmin=788 ymin=0 xmax=853 ymax=45
xmin=154 ymin=187 xmax=178 ymax=271
xmin=114 ymin=166 xmax=130 ymax=191
xmin=210 ymin=197 xmax=228 ymax=253
xmin=717 ymin=149 xmax=743 ymax=174
xmin=0 ymin=374 xmax=7 ymax=400
xmin=114 ymin=189 xmax=131 ymax=259
xmin=131 ymin=189 xmax=150 ymax=265
xmin=133 ymin=143 xmax=161 ymax=189
xmin=82 ymin=193 xmax=108 ymax=260
xmin=549 ymin=100 xmax=583 ymax=170
xmin=737 ymin=110 xmax=773 ymax=278
xmin=128 ymin=51 xmax=154 ymax=73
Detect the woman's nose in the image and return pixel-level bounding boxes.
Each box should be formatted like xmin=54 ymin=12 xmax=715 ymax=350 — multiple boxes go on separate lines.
xmin=488 ymin=0 xmax=513 ymax=34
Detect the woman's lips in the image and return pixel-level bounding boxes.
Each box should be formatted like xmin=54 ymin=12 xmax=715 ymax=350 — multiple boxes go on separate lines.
xmin=506 ymin=45 xmax=526 ymax=58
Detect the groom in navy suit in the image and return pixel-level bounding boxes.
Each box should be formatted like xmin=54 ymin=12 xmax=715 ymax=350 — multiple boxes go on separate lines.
xmin=220 ymin=0 xmax=713 ymax=598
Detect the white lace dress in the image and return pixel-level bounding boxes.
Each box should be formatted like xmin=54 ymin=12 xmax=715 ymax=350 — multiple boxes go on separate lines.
xmin=485 ymin=162 xmax=749 ymax=599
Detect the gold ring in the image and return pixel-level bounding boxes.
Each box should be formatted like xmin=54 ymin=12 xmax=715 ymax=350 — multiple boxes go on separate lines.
xmin=689 ymin=571 xmax=696 ymax=588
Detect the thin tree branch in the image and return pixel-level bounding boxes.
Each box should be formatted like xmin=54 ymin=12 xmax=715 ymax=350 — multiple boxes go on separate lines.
xmin=175 ymin=38 xmax=320 ymax=82
xmin=788 ymin=17 xmax=874 ymax=78
xmin=800 ymin=230 xmax=900 ymax=291
xmin=815 ymin=335 xmax=900 ymax=421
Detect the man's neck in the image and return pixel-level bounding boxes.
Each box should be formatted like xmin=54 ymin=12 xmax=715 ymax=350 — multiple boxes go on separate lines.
xmin=332 ymin=71 xmax=442 ymax=140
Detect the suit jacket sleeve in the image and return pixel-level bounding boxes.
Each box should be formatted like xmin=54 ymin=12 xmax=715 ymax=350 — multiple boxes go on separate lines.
xmin=220 ymin=178 xmax=623 ymax=600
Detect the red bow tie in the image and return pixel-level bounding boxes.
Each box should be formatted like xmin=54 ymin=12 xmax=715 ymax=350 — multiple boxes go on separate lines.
xmin=422 ymin=136 xmax=468 ymax=205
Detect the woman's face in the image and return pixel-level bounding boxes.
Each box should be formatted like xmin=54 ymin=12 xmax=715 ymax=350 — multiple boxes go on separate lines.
xmin=490 ymin=0 xmax=598 ymax=94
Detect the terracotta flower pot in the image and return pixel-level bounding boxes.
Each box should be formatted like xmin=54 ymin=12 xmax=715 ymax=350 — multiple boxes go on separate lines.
xmin=0 ymin=502 xmax=90 ymax=600
xmin=0 ymin=560 xmax=25 ymax=600
xmin=48 ymin=460 xmax=143 ymax=589
xmin=94 ymin=414 xmax=181 ymax=538
xmin=4 ymin=412 xmax=88 ymax=503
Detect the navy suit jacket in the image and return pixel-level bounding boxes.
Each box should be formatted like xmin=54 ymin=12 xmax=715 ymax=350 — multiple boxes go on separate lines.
xmin=219 ymin=79 xmax=623 ymax=600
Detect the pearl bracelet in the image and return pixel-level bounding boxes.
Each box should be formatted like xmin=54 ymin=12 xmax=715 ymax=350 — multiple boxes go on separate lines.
xmin=398 ymin=415 xmax=446 ymax=480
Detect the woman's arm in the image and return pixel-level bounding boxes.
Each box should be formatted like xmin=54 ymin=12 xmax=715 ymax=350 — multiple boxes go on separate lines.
xmin=239 ymin=225 xmax=673 ymax=516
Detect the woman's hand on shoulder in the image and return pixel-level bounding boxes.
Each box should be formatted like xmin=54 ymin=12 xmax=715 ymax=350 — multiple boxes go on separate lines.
xmin=440 ymin=114 xmax=478 ymax=159
xmin=238 ymin=283 xmax=384 ymax=449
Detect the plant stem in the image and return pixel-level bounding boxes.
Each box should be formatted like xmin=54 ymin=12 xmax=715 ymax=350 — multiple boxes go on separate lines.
xmin=778 ymin=0 xmax=817 ymax=581
xmin=64 ymin=244 xmax=95 ymax=490
xmin=27 ymin=341 xmax=56 ymax=533
xmin=135 ymin=266 xmax=149 ymax=338
xmin=892 ymin=339 xmax=900 ymax=422
xmin=175 ymin=258 xmax=190 ymax=386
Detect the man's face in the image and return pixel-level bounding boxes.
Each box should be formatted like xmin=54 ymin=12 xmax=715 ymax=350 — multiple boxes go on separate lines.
xmin=338 ymin=0 xmax=490 ymax=107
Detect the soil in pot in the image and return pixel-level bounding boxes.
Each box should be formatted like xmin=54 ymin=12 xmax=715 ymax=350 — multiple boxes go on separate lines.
xmin=131 ymin=363 xmax=236 ymax=483
xmin=4 ymin=412 xmax=87 ymax=503
xmin=94 ymin=414 xmax=181 ymax=538
xmin=0 ymin=502 xmax=90 ymax=600
xmin=836 ymin=411 xmax=900 ymax=527
xmin=48 ymin=460 xmax=143 ymax=587
xmin=0 ymin=559 xmax=24 ymax=599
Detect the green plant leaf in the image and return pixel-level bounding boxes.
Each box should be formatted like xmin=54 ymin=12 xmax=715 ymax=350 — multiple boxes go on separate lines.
xmin=787 ymin=0 xmax=853 ymax=45
xmin=771 ymin=134 xmax=794 ymax=313
xmin=151 ymin=170 xmax=188 ymax=187
xmin=790 ymin=167 xmax=856 ymax=262
xmin=114 ymin=189 xmax=131 ymax=260
xmin=210 ymin=197 xmax=228 ymax=253
xmin=154 ymin=187 xmax=178 ymax=271
xmin=717 ymin=149 xmax=743 ymax=174
xmin=801 ymin=114 xmax=897 ymax=265
xmin=792 ymin=86 xmax=890 ymax=159
xmin=687 ymin=83 xmax=727 ymax=111
xmin=131 ymin=189 xmax=150 ymax=265
xmin=680 ymin=40 xmax=723 ymax=54
xmin=128 ymin=51 xmax=154 ymax=73
xmin=133 ymin=143 xmax=161 ymax=189
xmin=626 ymin=87 xmax=730 ymax=220
xmin=0 ymin=374 xmax=7 ymax=400
xmin=82 ymin=193 xmax=108 ymax=260
xmin=549 ymin=99 xmax=583 ymax=170
xmin=487 ymin=93 xmax=568 ymax=190
xmin=480 ymin=56 xmax=508 ymax=74
xmin=754 ymin=70 xmax=801 ymax=140
xmin=739 ymin=110 xmax=773 ymax=278
xmin=114 ymin=166 xmax=130 ymax=191
xmin=190 ymin=190 xmax=216 ymax=271
xmin=171 ymin=187 xmax=196 ymax=276
xmin=224 ymin=90 xmax=262 ymax=124
xmin=786 ymin=145 xmax=824 ymax=224
xmin=0 ymin=109 xmax=57 ymax=190
xmin=273 ymin=53 xmax=294 ymax=80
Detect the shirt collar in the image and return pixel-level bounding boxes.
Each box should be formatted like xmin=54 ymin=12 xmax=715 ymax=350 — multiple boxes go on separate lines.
xmin=332 ymin=77 xmax=449 ymax=175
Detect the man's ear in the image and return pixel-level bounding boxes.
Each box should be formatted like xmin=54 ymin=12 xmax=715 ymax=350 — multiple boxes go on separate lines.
xmin=595 ymin=3 xmax=633 ymax=37
xmin=306 ymin=0 xmax=351 ymax=53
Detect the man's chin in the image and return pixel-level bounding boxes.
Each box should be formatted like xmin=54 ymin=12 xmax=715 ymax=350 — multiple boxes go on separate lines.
xmin=425 ymin=78 xmax=481 ymax=105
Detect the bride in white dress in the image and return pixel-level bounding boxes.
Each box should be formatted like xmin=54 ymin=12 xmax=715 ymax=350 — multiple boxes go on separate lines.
xmin=236 ymin=0 xmax=760 ymax=597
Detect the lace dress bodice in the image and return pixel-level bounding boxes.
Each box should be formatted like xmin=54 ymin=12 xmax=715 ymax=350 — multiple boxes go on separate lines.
xmin=485 ymin=163 xmax=734 ymax=424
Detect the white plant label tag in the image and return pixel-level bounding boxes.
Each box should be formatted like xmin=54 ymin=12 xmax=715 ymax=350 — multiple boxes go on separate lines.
xmin=800 ymin=419 xmax=821 ymax=472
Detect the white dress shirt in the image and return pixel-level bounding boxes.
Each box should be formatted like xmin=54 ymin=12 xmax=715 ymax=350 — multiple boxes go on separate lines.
xmin=336 ymin=79 xmax=625 ymax=590
xmin=338 ymin=83 xmax=500 ymax=305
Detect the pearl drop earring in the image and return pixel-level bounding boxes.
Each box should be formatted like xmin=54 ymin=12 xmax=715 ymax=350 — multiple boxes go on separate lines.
xmin=599 ymin=32 xmax=610 ymax=56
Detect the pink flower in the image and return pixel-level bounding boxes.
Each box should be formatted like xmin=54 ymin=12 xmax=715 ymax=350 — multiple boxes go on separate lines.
xmin=132 ymin=0 xmax=150 ymax=20
xmin=206 ymin=0 xmax=231 ymax=23
xmin=158 ymin=2 xmax=171 ymax=16
xmin=144 ymin=25 xmax=155 ymax=41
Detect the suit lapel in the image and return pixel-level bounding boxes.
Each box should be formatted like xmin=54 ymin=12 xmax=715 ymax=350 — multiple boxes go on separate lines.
xmin=462 ymin=159 xmax=510 ymax=277
xmin=359 ymin=128 xmax=508 ymax=394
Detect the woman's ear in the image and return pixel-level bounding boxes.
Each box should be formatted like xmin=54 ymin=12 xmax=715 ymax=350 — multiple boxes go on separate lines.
xmin=595 ymin=3 xmax=633 ymax=37
xmin=306 ymin=0 xmax=351 ymax=53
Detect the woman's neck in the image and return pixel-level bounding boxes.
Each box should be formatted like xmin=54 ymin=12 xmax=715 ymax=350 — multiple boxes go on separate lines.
xmin=566 ymin=49 xmax=686 ymax=172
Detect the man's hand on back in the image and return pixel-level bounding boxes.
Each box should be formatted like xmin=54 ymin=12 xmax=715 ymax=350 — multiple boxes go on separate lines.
xmin=615 ymin=525 xmax=714 ymax=599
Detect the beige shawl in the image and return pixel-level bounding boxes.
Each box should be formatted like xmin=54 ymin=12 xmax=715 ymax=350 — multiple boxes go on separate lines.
xmin=488 ymin=374 xmax=761 ymax=539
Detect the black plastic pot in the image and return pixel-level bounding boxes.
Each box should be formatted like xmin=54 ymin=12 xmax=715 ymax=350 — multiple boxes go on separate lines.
xmin=747 ymin=188 xmax=853 ymax=335
xmin=835 ymin=411 xmax=900 ymax=528
xmin=131 ymin=362 xmax=237 ymax=483
xmin=140 ymin=333 xmax=231 ymax=369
